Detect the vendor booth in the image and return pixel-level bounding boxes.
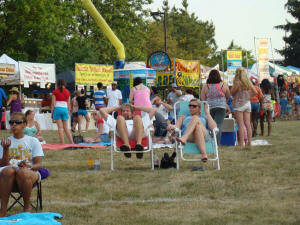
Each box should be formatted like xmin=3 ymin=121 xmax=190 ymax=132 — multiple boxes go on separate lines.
xmin=114 ymin=62 xmax=156 ymax=102
xmin=1 ymin=60 xmax=57 ymax=130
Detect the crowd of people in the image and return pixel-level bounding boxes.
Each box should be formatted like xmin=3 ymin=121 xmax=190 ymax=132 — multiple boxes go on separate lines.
xmin=1 ymin=69 xmax=300 ymax=216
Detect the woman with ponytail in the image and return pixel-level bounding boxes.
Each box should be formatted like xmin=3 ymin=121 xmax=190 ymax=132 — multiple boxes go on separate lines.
xmin=51 ymin=79 xmax=73 ymax=144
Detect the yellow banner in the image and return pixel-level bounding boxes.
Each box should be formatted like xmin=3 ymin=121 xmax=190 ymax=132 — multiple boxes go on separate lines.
xmin=75 ymin=64 xmax=113 ymax=85
xmin=156 ymin=72 xmax=200 ymax=87
xmin=176 ymin=72 xmax=200 ymax=87
xmin=226 ymin=50 xmax=242 ymax=60
xmin=175 ymin=58 xmax=199 ymax=73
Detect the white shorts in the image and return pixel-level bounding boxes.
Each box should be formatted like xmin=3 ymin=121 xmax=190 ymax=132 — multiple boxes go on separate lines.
xmin=0 ymin=166 xmax=41 ymax=183
xmin=234 ymin=101 xmax=251 ymax=113
xmin=106 ymin=114 xmax=152 ymax=140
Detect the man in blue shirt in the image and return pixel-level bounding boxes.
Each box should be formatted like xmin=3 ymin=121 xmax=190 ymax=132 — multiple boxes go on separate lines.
xmin=93 ymin=82 xmax=107 ymax=110
xmin=0 ymin=87 xmax=7 ymax=129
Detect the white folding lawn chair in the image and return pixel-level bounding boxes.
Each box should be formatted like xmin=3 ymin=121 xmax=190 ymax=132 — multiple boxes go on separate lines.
xmin=174 ymin=101 xmax=220 ymax=170
xmin=108 ymin=111 xmax=154 ymax=171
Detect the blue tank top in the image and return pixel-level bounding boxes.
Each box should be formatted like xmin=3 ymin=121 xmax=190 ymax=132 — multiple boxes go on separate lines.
xmin=23 ymin=125 xmax=38 ymax=137
xmin=181 ymin=115 xmax=207 ymax=135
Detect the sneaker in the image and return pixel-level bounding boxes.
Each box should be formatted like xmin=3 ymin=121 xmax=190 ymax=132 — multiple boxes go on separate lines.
xmin=135 ymin=144 xmax=144 ymax=159
xmin=120 ymin=145 xmax=131 ymax=158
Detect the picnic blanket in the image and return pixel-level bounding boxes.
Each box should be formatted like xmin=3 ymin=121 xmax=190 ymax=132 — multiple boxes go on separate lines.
xmin=0 ymin=212 xmax=62 ymax=225
xmin=42 ymin=142 xmax=109 ymax=150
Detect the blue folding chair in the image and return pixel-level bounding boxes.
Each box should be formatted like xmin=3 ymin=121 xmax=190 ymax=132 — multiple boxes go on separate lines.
xmin=174 ymin=101 xmax=220 ymax=170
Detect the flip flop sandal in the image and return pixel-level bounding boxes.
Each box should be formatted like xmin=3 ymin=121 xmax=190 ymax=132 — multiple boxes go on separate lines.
xmin=135 ymin=144 xmax=144 ymax=159
xmin=120 ymin=145 xmax=131 ymax=158
xmin=192 ymin=166 xmax=205 ymax=171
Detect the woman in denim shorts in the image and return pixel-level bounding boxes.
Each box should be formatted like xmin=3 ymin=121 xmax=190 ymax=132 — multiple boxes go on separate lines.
xmin=51 ymin=79 xmax=73 ymax=144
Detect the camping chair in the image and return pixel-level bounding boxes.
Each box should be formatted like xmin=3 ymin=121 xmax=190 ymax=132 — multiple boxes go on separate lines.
xmin=7 ymin=168 xmax=50 ymax=212
xmin=174 ymin=101 xmax=220 ymax=170
xmin=109 ymin=111 xmax=154 ymax=170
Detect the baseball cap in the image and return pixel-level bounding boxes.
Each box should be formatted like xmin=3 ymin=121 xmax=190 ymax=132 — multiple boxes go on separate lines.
xmin=171 ymin=83 xmax=177 ymax=88
xmin=112 ymin=81 xmax=117 ymax=85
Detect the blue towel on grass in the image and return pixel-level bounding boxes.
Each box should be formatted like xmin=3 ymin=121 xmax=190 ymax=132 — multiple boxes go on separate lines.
xmin=0 ymin=212 xmax=62 ymax=225
xmin=78 ymin=142 xmax=111 ymax=146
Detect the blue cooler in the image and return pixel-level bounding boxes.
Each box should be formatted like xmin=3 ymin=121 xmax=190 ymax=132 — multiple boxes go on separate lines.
xmin=220 ymin=118 xmax=236 ymax=146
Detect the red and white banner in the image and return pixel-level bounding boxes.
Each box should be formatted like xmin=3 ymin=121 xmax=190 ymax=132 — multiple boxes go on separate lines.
xmin=19 ymin=61 xmax=56 ymax=84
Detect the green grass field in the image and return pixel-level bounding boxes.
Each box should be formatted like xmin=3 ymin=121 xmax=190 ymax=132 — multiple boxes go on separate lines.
xmin=1 ymin=119 xmax=300 ymax=225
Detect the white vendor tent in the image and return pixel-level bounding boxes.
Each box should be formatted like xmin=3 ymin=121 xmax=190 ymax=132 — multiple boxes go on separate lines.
xmin=250 ymin=62 xmax=298 ymax=79
xmin=0 ymin=54 xmax=20 ymax=85
xmin=19 ymin=61 xmax=56 ymax=88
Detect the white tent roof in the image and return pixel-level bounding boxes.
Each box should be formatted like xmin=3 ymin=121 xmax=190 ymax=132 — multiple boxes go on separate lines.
xmin=0 ymin=54 xmax=20 ymax=85
xmin=0 ymin=54 xmax=19 ymax=74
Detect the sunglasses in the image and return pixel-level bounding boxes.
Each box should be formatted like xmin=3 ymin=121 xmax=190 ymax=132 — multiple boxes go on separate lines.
xmin=9 ymin=120 xmax=24 ymax=125
xmin=188 ymin=104 xmax=199 ymax=108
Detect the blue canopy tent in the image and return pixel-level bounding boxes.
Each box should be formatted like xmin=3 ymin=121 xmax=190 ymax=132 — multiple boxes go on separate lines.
xmin=286 ymin=65 xmax=300 ymax=74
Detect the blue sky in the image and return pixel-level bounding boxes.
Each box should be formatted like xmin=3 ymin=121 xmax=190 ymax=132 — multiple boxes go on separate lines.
xmin=149 ymin=0 xmax=293 ymax=59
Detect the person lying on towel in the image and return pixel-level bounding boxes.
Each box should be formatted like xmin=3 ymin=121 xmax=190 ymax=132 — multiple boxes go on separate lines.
xmin=100 ymin=104 xmax=156 ymax=159
xmin=83 ymin=111 xmax=110 ymax=143
xmin=0 ymin=112 xmax=44 ymax=217
xmin=167 ymin=99 xmax=217 ymax=162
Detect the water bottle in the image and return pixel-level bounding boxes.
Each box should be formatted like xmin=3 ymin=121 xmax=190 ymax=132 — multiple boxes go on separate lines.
xmin=94 ymin=158 xmax=100 ymax=170
xmin=87 ymin=156 xmax=94 ymax=170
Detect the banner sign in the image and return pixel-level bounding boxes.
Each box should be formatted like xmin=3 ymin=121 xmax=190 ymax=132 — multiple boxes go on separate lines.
xmin=155 ymin=58 xmax=200 ymax=87
xmin=227 ymin=50 xmax=242 ymax=86
xmin=75 ymin=64 xmax=113 ymax=86
xmin=0 ymin=63 xmax=15 ymax=75
xmin=156 ymin=71 xmax=174 ymax=86
xmin=175 ymin=59 xmax=200 ymax=87
xmin=19 ymin=61 xmax=56 ymax=84
xmin=257 ymin=39 xmax=270 ymax=81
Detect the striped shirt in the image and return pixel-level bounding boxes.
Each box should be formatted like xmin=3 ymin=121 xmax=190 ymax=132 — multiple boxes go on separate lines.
xmin=94 ymin=90 xmax=106 ymax=108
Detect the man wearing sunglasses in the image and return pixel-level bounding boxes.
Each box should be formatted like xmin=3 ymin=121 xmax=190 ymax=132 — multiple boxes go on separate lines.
xmin=0 ymin=112 xmax=44 ymax=217
xmin=167 ymin=99 xmax=217 ymax=162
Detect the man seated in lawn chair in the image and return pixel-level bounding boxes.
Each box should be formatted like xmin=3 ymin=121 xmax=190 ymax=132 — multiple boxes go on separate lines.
xmin=100 ymin=104 xmax=156 ymax=159
xmin=0 ymin=112 xmax=44 ymax=217
xmin=167 ymin=99 xmax=217 ymax=162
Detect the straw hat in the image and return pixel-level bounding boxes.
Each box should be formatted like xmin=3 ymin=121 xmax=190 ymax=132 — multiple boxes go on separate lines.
xmin=9 ymin=87 xmax=19 ymax=93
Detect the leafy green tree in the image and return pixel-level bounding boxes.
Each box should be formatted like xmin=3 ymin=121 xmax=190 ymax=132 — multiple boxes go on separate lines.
xmin=0 ymin=0 xmax=153 ymax=72
xmin=144 ymin=0 xmax=218 ymax=66
xmin=275 ymin=0 xmax=300 ymax=66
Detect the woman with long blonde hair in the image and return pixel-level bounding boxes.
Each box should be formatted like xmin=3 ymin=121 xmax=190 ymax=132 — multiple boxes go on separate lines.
xmin=231 ymin=68 xmax=257 ymax=147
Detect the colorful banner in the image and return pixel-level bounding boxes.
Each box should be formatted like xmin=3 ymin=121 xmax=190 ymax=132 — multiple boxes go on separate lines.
xmin=227 ymin=50 xmax=242 ymax=86
xmin=175 ymin=59 xmax=200 ymax=87
xmin=75 ymin=64 xmax=113 ymax=86
xmin=155 ymin=59 xmax=200 ymax=87
xmin=0 ymin=63 xmax=15 ymax=76
xmin=155 ymin=71 xmax=173 ymax=86
xmin=257 ymin=39 xmax=270 ymax=81
xmin=19 ymin=61 xmax=56 ymax=84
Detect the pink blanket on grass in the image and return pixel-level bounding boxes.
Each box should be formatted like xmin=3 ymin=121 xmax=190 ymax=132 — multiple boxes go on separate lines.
xmin=42 ymin=143 xmax=106 ymax=150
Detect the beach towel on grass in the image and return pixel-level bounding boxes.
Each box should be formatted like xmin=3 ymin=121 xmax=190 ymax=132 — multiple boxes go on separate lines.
xmin=42 ymin=143 xmax=108 ymax=150
xmin=0 ymin=212 xmax=62 ymax=225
